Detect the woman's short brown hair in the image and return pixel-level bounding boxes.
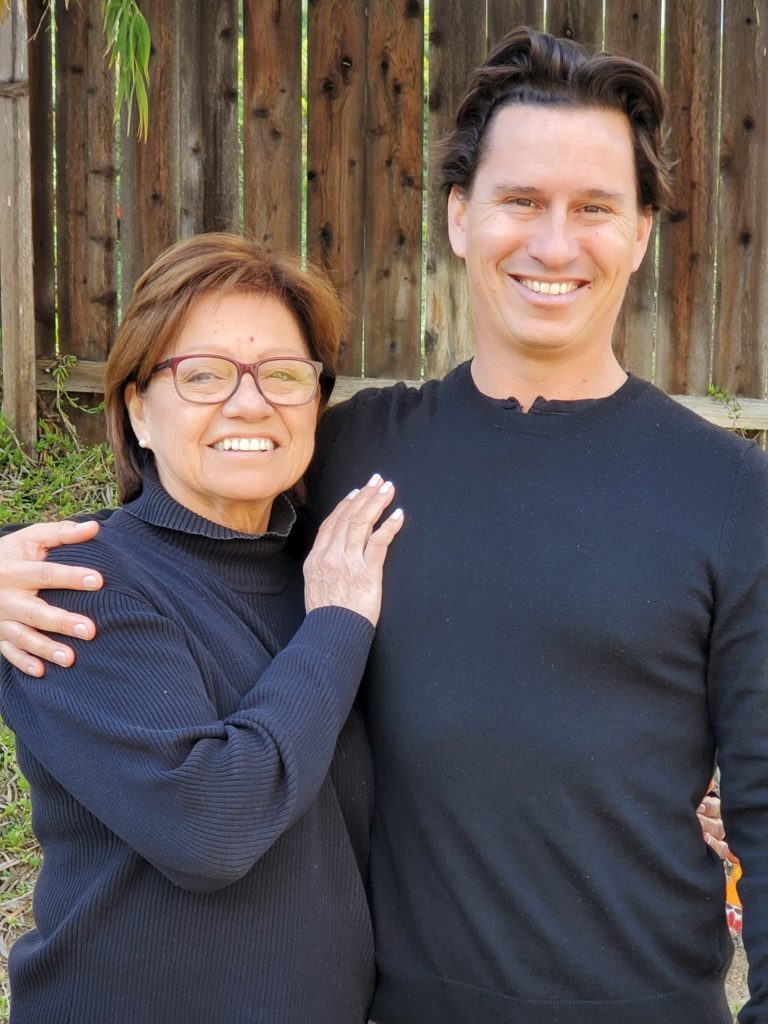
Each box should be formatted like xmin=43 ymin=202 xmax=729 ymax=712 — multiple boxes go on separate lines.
xmin=105 ymin=232 xmax=344 ymax=502
xmin=439 ymin=25 xmax=672 ymax=211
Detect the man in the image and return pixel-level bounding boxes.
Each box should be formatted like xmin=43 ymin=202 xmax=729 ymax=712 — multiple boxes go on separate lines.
xmin=0 ymin=26 xmax=762 ymax=1024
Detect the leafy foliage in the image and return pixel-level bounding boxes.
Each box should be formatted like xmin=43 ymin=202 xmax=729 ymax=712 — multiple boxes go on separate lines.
xmin=102 ymin=0 xmax=151 ymax=141
xmin=0 ymin=0 xmax=151 ymax=141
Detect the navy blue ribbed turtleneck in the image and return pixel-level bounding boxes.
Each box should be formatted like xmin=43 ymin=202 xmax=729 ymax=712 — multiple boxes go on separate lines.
xmin=0 ymin=468 xmax=376 ymax=1024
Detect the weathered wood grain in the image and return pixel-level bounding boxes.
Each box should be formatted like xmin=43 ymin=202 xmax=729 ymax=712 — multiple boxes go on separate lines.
xmin=714 ymin=1 xmax=768 ymax=398
xmin=179 ymin=0 xmax=239 ymax=236
xmin=362 ymin=0 xmax=423 ymax=378
xmin=488 ymin=2 xmax=545 ymax=44
xmin=28 ymin=0 xmax=55 ymax=360
xmin=0 ymin=1 xmax=37 ymax=451
xmin=120 ymin=0 xmax=181 ymax=307
xmin=54 ymin=0 xmax=116 ymax=442
xmin=546 ymin=0 xmax=602 ymax=44
xmin=307 ymin=0 xmax=368 ymax=374
xmin=604 ymin=0 xmax=661 ymax=381
xmin=423 ymin=0 xmax=485 ymax=379
xmin=656 ymin=0 xmax=719 ymax=394
xmin=243 ymin=0 xmax=301 ymax=250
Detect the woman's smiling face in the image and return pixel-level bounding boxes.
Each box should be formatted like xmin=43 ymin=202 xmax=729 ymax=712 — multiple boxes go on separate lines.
xmin=126 ymin=290 xmax=320 ymax=534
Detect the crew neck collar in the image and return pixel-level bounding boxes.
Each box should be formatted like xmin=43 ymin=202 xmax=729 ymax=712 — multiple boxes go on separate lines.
xmin=448 ymin=359 xmax=647 ymax=436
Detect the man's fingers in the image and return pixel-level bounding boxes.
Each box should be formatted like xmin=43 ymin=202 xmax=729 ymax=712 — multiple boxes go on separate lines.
xmin=0 ymin=596 xmax=96 ymax=642
xmin=4 ymin=560 xmax=103 ymax=593
xmin=0 ymin=621 xmax=76 ymax=666
xmin=697 ymin=807 xmax=726 ymax=841
xmin=703 ymin=831 xmax=730 ymax=861
xmin=43 ymin=519 xmax=101 ymax=545
xmin=0 ymin=639 xmax=47 ymax=678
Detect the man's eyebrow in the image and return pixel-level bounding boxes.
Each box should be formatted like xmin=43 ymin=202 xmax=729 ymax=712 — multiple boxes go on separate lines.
xmin=489 ymin=184 xmax=628 ymax=204
xmin=579 ymin=188 xmax=627 ymax=204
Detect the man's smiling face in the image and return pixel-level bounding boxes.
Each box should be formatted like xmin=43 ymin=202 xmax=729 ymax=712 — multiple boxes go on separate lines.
xmin=447 ymin=103 xmax=653 ymax=366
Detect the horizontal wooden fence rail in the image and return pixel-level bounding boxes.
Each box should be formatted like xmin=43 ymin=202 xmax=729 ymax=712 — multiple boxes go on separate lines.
xmin=2 ymin=0 xmax=767 ymax=452
xmin=34 ymin=358 xmax=768 ymax=432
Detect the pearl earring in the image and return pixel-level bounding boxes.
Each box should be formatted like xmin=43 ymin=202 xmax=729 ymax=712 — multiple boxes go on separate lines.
xmin=138 ymin=438 xmax=149 ymax=449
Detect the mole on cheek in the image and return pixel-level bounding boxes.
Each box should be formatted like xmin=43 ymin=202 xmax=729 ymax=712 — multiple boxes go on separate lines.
xmin=248 ymin=336 xmax=255 ymax=344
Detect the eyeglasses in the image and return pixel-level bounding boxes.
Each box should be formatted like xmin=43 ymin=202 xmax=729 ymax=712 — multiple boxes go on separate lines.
xmin=147 ymin=354 xmax=325 ymax=407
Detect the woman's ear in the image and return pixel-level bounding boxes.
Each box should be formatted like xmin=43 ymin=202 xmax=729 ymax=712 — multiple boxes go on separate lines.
xmin=124 ymin=383 xmax=149 ymax=447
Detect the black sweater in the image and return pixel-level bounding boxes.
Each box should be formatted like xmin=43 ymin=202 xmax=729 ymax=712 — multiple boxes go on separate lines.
xmin=306 ymin=362 xmax=768 ymax=1024
xmin=0 ymin=471 xmax=376 ymax=1024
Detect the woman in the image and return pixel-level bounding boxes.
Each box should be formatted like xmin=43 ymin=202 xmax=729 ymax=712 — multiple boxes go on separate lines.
xmin=0 ymin=233 xmax=403 ymax=1023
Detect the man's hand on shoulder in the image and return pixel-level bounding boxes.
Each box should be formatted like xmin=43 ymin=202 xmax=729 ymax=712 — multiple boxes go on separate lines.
xmin=0 ymin=521 xmax=103 ymax=677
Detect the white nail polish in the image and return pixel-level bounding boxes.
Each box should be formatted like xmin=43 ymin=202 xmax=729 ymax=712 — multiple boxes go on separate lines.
xmin=53 ymin=650 xmax=67 ymax=664
xmin=390 ymin=507 xmax=404 ymax=519
xmin=74 ymin=623 xmax=89 ymax=638
xmin=367 ymin=473 xmax=382 ymax=487
xmin=380 ymin=480 xmax=393 ymax=493
xmin=346 ymin=488 xmax=360 ymax=499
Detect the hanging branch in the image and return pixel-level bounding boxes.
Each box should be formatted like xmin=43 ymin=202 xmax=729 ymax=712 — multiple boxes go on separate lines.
xmin=0 ymin=0 xmax=151 ymax=141
xmin=102 ymin=0 xmax=151 ymax=140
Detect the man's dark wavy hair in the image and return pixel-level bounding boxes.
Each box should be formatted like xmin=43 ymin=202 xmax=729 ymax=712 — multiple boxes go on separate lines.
xmin=439 ymin=25 xmax=672 ymax=211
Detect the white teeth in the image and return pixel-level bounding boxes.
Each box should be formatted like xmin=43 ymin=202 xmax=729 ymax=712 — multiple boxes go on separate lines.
xmin=521 ymin=278 xmax=579 ymax=296
xmin=212 ymin=438 xmax=276 ymax=452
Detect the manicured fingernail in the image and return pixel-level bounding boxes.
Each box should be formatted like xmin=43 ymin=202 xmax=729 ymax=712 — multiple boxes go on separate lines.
xmin=390 ymin=507 xmax=404 ymax=519
xmin=697 ymin=804 xmax=706 ymax=813
xmin=346 ymin=488 xmax=360 ymax=499
xmin=28 ymin=664 xmax=42 ymax=676
xmin=367 ymin=473 xmax=382 ymax=487
xmin=83 ymin=575 xmax=99 ymax=588
xmin=53 ymin=650 xmax=68 ymax=664
xmin=380 ymin=480 xmax=393 ymax=493
xmin=74 ymin=623 xmax=90 ymax=638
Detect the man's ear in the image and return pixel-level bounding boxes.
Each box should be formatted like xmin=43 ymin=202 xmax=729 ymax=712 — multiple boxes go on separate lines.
xmin=447 ymin=186 xmax=468 ymax=260
xmin=632 ymin=206 xmax=654 ymax=272
xmin=124 ymin=382 xmax=149 ymax=443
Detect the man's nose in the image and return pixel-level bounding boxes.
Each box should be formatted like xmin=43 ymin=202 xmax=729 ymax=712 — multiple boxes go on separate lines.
xmin=526 ymin=210 xmax=579 ymax=267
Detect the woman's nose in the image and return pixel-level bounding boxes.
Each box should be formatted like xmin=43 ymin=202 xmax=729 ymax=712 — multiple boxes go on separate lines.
xmin=222 ymin=370 xmax=273 ymax=415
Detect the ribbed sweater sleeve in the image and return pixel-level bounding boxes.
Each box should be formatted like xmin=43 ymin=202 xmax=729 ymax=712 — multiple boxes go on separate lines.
xmin=1 ymin=588 xmax=373 ymax=894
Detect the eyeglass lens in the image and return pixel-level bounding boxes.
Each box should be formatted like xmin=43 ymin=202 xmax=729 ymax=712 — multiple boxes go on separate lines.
xmin=174 ymin=357 xmax=317 ymax=405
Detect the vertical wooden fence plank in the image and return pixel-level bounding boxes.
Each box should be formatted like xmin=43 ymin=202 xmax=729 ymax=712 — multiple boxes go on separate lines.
xmin=423 ymin=0 xmax=486 ymax=379
xmin=362 ymin=0 xmax=423 ymax=378
xmin=655 ymin=0 xmax=719 ymax=394
xmin=243 ymin=0 xmax=302 ymax=250
xmin=604 ymin=0 xmax=661 ymax=381
xmin=546 ymin=0 xmax=602 ymax=44
xmin=714 ymin=1 xmax=768 ymax=398
xmin=0 ymin=0 xmax=36 ymax=451
xmin=28 ymin=0 xmax=55 ymax=360
xmin=488 ymin=1 xmax=546 ymax=44
xmin=120 ymin=0 xmax=181 ymax=308
xmin=179 ymin=0 xmax=239 ymax=237
xmin=307 ymin=0 xmax=367 ymax=375
xmin=55 ymin=0 xmax=116 ymax=441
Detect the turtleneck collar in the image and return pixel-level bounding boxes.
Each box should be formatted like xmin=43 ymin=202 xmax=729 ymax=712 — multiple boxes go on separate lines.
xmin=118 ymin=465 xmax=297 ymax=593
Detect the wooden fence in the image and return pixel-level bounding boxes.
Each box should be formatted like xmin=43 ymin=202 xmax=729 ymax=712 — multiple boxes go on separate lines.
xmin=1 ymin=0 xmax=767 ymax=451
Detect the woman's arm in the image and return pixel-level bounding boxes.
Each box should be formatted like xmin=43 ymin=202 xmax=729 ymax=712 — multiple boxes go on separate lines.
xmin=1 ymin=482 xmax=403 ymax=892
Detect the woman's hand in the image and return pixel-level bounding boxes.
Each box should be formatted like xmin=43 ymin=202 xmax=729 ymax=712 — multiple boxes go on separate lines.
xmin=0 ymin=521 xmax=104 ymax=676
xmin=304 ymin=474 xmax=404 ymax=627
